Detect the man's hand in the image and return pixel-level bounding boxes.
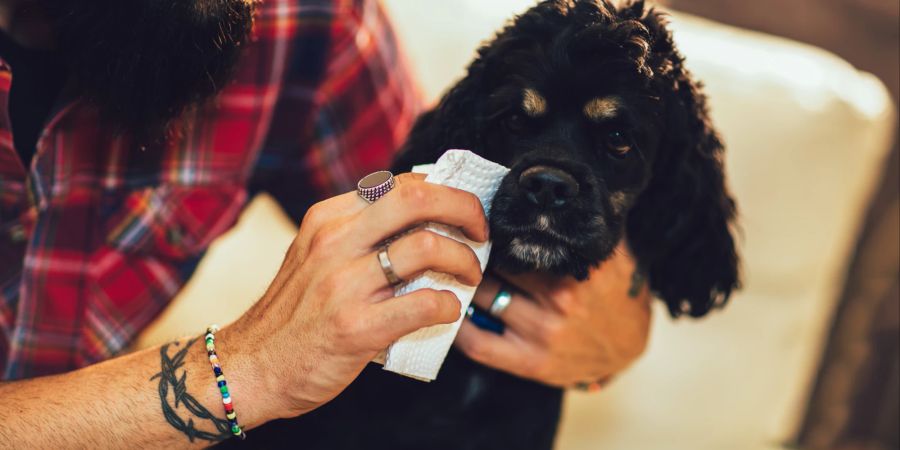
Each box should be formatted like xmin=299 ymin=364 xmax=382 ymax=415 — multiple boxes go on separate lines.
xmin=225 ymin=173 xmax=490 ymax=419
xmin=454 ymin=243 xmax=652 ymax=388
xmin=0 ymin=173 xmax=492 ymax=449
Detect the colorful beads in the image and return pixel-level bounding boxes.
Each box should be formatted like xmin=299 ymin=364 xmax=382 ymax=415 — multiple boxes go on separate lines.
xmin=204 ymin=325 xmax=245 ymax=440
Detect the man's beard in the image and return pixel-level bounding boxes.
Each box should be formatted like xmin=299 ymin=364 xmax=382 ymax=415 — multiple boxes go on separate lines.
xmin=44 ymin=0 xmax=256 ymax=140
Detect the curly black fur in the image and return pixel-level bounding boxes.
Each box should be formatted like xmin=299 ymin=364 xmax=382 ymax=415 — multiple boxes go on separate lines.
xmin=231 ymin=1 xmax=739 ymax=449
xmin=395 ymin=0 xmax=739 ymax=317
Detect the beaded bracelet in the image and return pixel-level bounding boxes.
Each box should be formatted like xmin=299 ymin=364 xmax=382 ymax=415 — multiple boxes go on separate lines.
xmin=205 ymin=325 xmax=246 ymax=440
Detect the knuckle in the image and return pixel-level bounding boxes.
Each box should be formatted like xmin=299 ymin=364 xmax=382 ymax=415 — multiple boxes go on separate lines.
xmin=399 ymin=182 xmax=430 ymax=208
xmin=536 ymin=317 xmax=563 ymax=344
xmin=418 ymin=289 xmax=459 ymax=322
xmin=440 ymin=291 xmax=462 ymax=319
xmin=302 ymin=201 xmax=327 ymax=229
xmin=309 ymin=221 xmax=347 ymax=254
xmin=414 ymin=231 xmax=441 ymax=255
xmin=394 ymin=172 xmax=421 ymax=184
xmin=309 ymin=229 xmax=333 ymax=254
xmin=415 ymin=290 xmax=442 ymax=318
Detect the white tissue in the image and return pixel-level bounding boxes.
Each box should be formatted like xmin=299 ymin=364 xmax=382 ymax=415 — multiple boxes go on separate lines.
xmin=380 ymin=149 xmax=510 ymax=381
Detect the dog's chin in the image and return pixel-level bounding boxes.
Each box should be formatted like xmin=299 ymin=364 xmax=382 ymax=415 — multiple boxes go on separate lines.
xmin=488 ymin=226 xmax=617 ymax=281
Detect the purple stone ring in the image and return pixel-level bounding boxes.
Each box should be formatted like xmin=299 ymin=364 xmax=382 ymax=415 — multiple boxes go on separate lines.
xmin=357 ymin=170 xmax=395 ymax=203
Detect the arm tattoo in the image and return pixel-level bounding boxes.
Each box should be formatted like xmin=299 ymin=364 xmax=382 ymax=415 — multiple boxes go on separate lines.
xmin=151 ymin=338 xmax=233 ymax=443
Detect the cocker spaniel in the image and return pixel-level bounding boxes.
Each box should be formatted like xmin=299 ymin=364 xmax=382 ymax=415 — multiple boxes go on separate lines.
xmin=232 ymin=1 xmax=739 ymax=448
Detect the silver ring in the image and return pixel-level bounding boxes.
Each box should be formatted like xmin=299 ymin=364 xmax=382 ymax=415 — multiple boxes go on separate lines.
xmin=377 ymin=246 xmax=403 ymax=286
xmin=488 ymin=286 xmax=513 ymax=317
xmin=357 ymin=170 xmax=395 ymax=203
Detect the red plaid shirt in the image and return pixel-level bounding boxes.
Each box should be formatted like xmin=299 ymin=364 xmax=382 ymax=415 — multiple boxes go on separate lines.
xmin=0 ymin=0 xmax=420 ymax=379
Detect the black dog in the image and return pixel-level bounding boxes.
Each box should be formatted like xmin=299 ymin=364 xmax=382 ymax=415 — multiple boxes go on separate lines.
xmin=230 ymin=1 xmax=738 ymax=448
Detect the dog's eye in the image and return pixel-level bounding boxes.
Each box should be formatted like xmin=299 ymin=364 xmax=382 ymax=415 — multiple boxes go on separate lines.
xmin=503 ymin=113 xmax=526 ymax=133
xmin=605 ymin=131 xmax=632 ymax=157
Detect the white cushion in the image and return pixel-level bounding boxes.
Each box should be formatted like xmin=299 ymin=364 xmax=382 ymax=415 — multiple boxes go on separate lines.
xmin=551 ymin=12 xmax=894 ymax=450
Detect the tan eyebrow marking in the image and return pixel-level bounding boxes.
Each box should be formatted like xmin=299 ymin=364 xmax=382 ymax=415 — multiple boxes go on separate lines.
xmin=584 ymin=96 xmax=622 ymax=121
xmin=522 ymin=88 xmax=548 ymax=117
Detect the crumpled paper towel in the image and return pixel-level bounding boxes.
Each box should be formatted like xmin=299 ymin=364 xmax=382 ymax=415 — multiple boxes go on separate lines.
xmin=377 ymin=149 xmax=509 ymax=381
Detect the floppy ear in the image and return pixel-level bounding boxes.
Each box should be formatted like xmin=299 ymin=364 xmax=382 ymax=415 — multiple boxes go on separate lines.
xmin=392 ymin=6 xmax=554 ymax=172
xmin=392 ymin=62 xmax=487 ymax=172
xmin=625 ymin=10 xmax=739 ymax=318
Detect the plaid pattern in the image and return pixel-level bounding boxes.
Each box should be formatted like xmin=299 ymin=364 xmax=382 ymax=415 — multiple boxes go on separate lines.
xmin=0 ymin=0 xmax=420 ymax=379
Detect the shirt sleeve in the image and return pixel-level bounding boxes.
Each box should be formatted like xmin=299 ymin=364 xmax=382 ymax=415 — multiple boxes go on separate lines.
xmin=249 ymin=0 xmax=422 ymax=223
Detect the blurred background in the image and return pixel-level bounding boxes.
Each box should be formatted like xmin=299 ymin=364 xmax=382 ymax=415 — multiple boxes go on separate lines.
xmin=137 ymin=0 xmax=899 ymax=448
xmin=664 ymin=3 xmax=899 ymax=450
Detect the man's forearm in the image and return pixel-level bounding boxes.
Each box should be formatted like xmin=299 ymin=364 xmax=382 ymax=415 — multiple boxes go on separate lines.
xmin=1 ymin=330 xmax=273 ymax=448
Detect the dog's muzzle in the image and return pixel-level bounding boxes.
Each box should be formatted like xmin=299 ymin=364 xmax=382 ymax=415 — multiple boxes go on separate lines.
xmin=518 ymin=165 xmax=580 ymax=208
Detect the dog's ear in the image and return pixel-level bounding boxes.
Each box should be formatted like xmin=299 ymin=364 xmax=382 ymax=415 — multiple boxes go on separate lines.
xmin=392 ymin=6 xmax=556 ymax=172
xmin=625 ymin=10 xmax=739 ymax=318
xmin=391 ymin=108 xmax=442 ymax=171
xmin=392 ymin=61 xmax=487 ymax=172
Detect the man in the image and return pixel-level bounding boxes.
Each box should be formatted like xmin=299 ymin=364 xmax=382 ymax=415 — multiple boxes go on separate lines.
xmin=0 ymin=0 xmax=651 ymax=446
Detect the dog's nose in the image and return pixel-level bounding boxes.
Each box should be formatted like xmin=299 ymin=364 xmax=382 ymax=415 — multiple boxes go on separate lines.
xmin=518 ymin=165 xmax=579 ymax=207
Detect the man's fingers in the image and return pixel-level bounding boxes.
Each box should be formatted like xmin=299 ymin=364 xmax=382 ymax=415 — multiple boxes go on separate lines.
xmin=470 ymin=274 xmax=506 ymax=309
xmin=301 ymin=192 xmax=367 ymax=233
xmin=455 ymin=320 xmax=540 ymax=381
xmin=471 ymin=275 xmax=552 ymax=334
xmin=369 ymin=289 xmax=461 ymax=345
xmin=354 ymin=180 xmax=488 ymax=248
xmin=493 ymin=270 xmax=559 ymax=304
xmin=398 ymin=172 xmax=427 ymax=182
xmin=389 ymin=230 xmax=483 ymax=286
xmin=354 ymin=230 xmax=483 ymax=294
xmin=352 ymin=172 xmax=427 ymax=208
xmin=296 ymin=173 xmax=427 ymax=251
xmin=495 ymin=270 xmax=590 ymax=316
